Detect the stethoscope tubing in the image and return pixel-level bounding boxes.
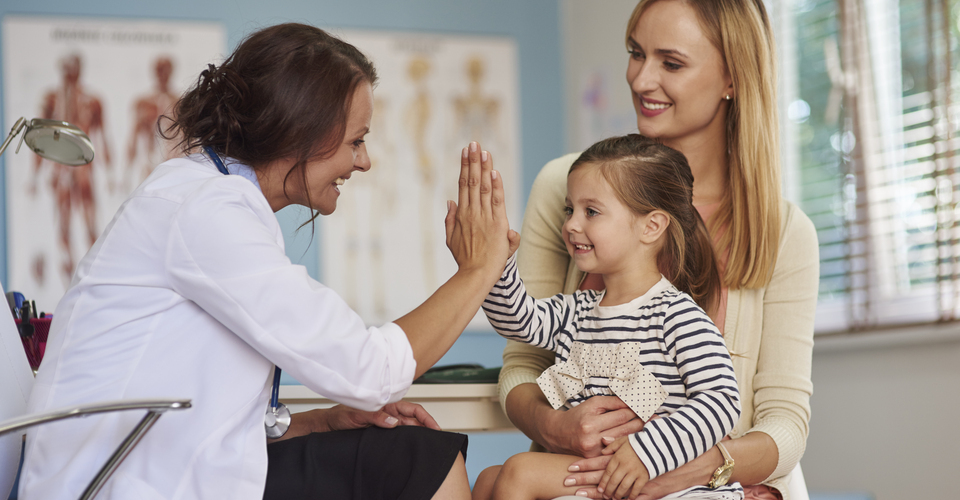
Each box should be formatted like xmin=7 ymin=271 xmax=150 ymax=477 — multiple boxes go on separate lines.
xmin=270 ymin=366 xmax=282 ymax=410
xmin=204 ymin=145 xmax=287 ymax=437
xmin=203 ymin=145 xmax=231 ymax=175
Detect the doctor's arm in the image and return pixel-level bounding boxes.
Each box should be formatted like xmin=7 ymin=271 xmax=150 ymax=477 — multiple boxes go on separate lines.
xmin=394 ymin=143 xmax=519 ymax=379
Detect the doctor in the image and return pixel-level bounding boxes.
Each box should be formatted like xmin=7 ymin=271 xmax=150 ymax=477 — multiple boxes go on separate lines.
xmin=19 ymin=23 xmax=517 ymax=500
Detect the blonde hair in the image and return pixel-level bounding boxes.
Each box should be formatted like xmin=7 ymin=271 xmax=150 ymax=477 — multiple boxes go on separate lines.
xmin=625 ymin=0 xmax=782 ymax=289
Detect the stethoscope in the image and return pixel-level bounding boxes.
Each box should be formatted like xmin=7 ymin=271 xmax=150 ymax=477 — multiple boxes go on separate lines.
xmin=204 ymin=146 xmax=291 ymax=439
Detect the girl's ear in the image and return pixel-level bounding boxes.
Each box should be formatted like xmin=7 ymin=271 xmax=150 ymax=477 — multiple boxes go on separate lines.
xmin=640 ymin=210 xmax=670 ymax=243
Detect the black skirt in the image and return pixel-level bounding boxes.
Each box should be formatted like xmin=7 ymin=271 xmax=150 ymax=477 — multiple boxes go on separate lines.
xmin=263 ymin=426 xmax=468 ymax=500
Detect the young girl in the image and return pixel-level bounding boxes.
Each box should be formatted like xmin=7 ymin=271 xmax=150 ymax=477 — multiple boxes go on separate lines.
xmin=474 ymin=134 xmax=742 ymax=500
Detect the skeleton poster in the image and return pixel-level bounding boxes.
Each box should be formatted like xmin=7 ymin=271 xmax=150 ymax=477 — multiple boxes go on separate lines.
xmin=324 ymin=31 xmax=521 ymax=329
xmin=2 ymin=16 xmax=224 ymax=310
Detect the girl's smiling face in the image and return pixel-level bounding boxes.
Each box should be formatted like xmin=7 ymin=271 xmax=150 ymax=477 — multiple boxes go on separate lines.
xmin=625 ymin=0 xmax=733 ymax=149
xmin=562 ymin=164 xmax=645 ymax=277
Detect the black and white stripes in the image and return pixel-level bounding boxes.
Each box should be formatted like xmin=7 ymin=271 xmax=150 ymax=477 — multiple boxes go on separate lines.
xmin=483 ymin=256 xmax=742 ymax=483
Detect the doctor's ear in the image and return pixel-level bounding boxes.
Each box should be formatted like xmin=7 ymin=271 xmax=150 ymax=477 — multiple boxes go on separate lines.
xmin=639 ymin=211 xmax=669 ymax=243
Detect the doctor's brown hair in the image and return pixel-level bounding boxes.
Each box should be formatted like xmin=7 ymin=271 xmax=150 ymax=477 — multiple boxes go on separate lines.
xmin=570 ymin=134 xmax=721 ymax=315
xmin=163 ymin=23 xmax=377 ymax=219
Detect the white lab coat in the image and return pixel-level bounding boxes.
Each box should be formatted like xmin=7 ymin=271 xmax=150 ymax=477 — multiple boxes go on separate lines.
xmin=19 ymin=156 xmax=417 ymax=499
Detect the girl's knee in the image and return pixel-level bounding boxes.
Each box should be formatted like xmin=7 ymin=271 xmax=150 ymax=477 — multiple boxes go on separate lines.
xmin=472 ymin=465 xmax=502 ymax=500
xmin=476 ymin=465 xmax=502 ymax=485
xmin=496 ymin=452 xmax=541 ymax=487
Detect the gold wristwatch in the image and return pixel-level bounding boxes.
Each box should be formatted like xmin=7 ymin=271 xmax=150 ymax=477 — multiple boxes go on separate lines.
xmin=708 ymin=442 xmax=734 ymax=489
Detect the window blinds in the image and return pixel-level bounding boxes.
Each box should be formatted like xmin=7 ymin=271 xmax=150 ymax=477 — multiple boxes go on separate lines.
xmin=777 ymin=0 xmax=959 ymax=333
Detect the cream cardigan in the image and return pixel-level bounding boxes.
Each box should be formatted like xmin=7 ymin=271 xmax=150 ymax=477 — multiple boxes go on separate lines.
xmin=499 ymin=153 xmax=818 ymax=498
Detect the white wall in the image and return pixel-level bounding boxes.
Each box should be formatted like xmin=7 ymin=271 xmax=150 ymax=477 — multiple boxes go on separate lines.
xmin=803 ymin=326 xmax=959 ymax=499
xmin=559 ymin=0 xmax=638 ymax=152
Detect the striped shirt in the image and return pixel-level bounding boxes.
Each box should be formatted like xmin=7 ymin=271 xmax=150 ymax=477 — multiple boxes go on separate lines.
xmin=484 ymin=256 xmax=742 ymax=483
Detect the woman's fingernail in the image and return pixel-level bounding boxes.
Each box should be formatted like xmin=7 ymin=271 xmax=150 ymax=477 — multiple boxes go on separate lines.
xmin=564 ymin=478 xmax=576 ymax=486
xmin=462 ymin=147 xmax=468 ymax=158
xmin=602 ymin=436 xmax=614 ymax=443
xmin=385 ymin=416 xmax=399 ymax=426
xmin=492 ymin=170 xmax=499 ymax=180
xmin=447 ymin=200 xmax=453 ymax=212
xmin=568 ymin=465 xmax=580 ymax=472
xmin=576 ymin=491 xmax=589 ymax=497
xmin=470 ymin=142 xmax=478 ymax=152
xmin=481 ymin=150 xmax=489 ymax=162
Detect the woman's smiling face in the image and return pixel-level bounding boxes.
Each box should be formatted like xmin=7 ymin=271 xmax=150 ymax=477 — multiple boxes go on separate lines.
xmin=625 ymin=0 xmax=732 ymax=148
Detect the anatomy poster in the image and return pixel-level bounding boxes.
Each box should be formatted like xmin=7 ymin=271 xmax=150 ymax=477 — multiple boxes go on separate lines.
xmin=2 ymin=16 xmax=224 ymax=310
xmin=323 ymin=30 xmax=521 ymax=329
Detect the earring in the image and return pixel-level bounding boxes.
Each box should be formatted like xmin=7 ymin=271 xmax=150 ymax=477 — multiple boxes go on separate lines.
xmin=724 ymin=94 xmax=732 ymax=101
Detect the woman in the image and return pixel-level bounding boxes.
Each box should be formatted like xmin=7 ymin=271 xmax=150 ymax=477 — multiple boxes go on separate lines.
xmin=19 ymin=23 xmax=516 ymax=500
xmin=498 ymin=1 xmax=818 ymax=498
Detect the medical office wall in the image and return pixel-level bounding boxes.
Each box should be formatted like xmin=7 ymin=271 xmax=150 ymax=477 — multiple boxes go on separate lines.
xmin=0 ymin=0 xmax=564 ymax=312
xmin=322 ymin=30 xmax=522 ymax=331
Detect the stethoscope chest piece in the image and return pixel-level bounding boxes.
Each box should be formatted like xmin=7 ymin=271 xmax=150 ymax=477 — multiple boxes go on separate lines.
xmin=265 ymin=365 xmax=290 ymax=438
xmin=265 ymin=402 xmax=291 ymax=439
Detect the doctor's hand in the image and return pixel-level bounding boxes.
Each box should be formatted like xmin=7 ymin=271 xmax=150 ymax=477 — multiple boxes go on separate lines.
xmin=445 ymin=142 xmax=520 ymax=276
xmin=376 ymin=401 xmax=442 ymax=430
xmin=321 ymin=402 xmax=441 ymax=432
xmin=277 ymin=403 xmax=442 ymax=443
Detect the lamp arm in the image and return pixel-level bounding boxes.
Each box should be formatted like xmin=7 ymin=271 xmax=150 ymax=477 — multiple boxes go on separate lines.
xmin=0 ymin=117 xmax=26 ymax=158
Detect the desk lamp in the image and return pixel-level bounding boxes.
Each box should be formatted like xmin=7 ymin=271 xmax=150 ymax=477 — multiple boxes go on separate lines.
xmin=0 ymin=116 xmax=95 ymax=165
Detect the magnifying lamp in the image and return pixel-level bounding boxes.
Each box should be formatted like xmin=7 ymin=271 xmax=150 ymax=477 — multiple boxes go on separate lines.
xmin=0 ymin=117 xmax=95 ymax=165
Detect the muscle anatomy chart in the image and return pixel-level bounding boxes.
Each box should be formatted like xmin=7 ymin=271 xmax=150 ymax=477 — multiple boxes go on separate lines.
xmin=3 ymin=16 xmax=224 ymax=308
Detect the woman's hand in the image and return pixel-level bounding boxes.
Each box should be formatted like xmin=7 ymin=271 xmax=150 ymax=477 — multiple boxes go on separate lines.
xmin=564 ymin=437 xmax=721 ymax=499
xmin=632 ymin=453 xmax=715 ymax=500
xmin=561 ymin=414 xmax=658 ymax=499
xmin=539 ymin=395 xmax=646 ymax=458
xmin=444 ymin=142 xmax=520 ymax=274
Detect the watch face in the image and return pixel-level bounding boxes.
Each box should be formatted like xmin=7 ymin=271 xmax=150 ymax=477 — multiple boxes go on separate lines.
xmin=718 ymin=467 xmax=733 ymax=484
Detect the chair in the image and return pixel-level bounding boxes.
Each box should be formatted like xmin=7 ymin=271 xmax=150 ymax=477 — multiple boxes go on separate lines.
xmin=0 ymin=283 xmax=190 ymax=500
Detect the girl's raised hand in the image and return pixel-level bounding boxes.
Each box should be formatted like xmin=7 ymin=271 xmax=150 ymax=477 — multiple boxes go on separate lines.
xmin=597 ymin=436 xmax=649 ymax=500
xmin=444 ymin=142 xmax=519 ymax=274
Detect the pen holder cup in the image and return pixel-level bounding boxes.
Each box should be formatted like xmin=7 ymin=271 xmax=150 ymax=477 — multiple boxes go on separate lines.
xmin=16 ymin=317 xmax=51 ymax=371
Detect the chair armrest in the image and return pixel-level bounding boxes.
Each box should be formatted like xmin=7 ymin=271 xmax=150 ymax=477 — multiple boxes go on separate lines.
xmin=0 ymin=399 xmax=190 ymax=500
xmin=0 ymin=399 xmax=191 ymax=437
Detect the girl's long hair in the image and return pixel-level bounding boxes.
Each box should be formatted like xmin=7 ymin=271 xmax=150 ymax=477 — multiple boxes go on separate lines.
xmin=626 ymin=0 xmax=781 ymax=289
xmin=162 ymin=23 xmax=377 ymax=224
xmin=571 ymin=134 xmax=721 ymax=313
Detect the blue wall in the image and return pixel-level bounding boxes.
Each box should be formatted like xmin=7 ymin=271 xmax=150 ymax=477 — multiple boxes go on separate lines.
xmin=0 ymin=0 xmax=565 ymax=298
xmin=0 ymin=0 xmax=565 ymax=486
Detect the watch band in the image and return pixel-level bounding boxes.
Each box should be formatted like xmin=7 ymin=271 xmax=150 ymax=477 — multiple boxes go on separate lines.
xmin=716 ymin=441 xmax=732 ymax=462
xmin=708 ymin=442 xmax=735 ymax=489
